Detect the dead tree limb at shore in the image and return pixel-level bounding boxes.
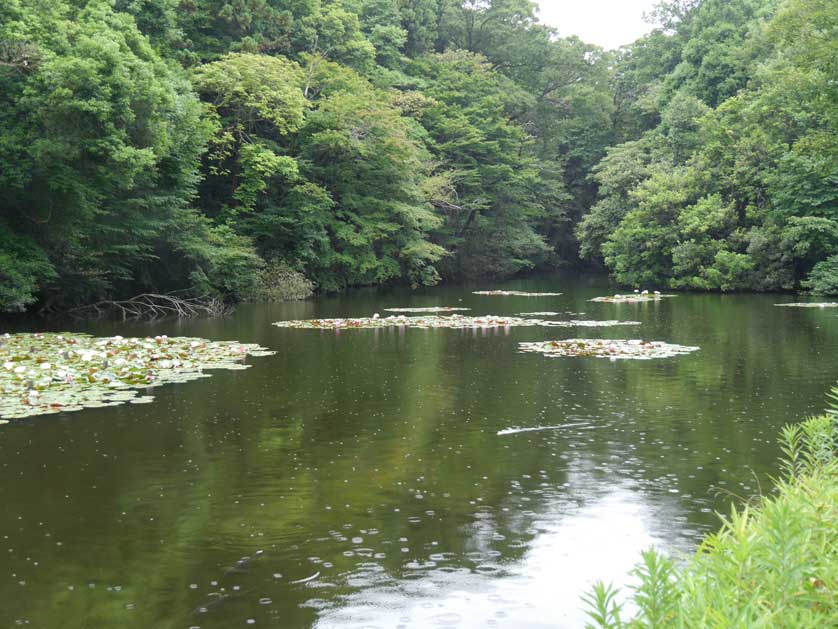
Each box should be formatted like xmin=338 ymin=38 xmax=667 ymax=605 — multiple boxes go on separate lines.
xmin=69 ymin=293 xmax=232 ymax=321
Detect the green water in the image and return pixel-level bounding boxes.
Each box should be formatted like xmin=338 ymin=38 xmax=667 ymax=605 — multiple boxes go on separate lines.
xmin=1 ymin=276 xmax=836 ymax=628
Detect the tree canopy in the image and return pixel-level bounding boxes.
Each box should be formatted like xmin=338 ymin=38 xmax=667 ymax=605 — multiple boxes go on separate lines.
xmin=1 ymin=0 xmax=835 ymax=312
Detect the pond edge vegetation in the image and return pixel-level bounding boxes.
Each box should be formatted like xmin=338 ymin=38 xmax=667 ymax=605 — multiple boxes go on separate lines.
xmin=2 ymin=0 xmax=836 ymax=317
xmin=583 ymin=391 xmax=838 ymax=628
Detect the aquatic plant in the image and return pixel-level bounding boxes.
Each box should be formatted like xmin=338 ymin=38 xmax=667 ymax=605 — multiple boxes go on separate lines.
xmin=519 ymin=339 xmax=699 ymax=359
xmin=583 ymin=407 xmax=838 ymax=628
xmin=273 ymin=314 xmax=545 ymax=330
xmin=774 ymin=302 xmax=838 ymax=308
xmin=540 ymin=320 xmax=641 ymax=328
xmin=590 ymin=293 xmax=676 ymax=303
xmin=383 ymin=307 xmax=471 ymax=313
xmin=273 ymin=315 xmax=642 ymax=331
xmin=473 ymin=290 xmax=563 ymax=297
xmin=0 ymin=333 xmax=275 ymax=420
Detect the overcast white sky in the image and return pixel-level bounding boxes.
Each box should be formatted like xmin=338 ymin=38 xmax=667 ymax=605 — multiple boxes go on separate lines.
xmin=535 ymin=0 xmax=660 ymax=49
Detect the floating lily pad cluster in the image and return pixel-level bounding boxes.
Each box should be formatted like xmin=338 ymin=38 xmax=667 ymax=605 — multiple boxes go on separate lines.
xmin=272 ymin=315 xmax=642 ymax=331
xmin=590 ymin=293 xmax=675 ymax=303
xmin=518 ymin=339 xmax=699 ymax=360
xmin=274 ymin=314 xmax=545 ymax=330
xmin=774 ymin=302 xmax=838 ymax=308
xmin=541 ymin=320 xmax=641 ymax=328
xmin=473 ymin=290 xmax=563 ymax=297
xmin=0 ymin=333 xmax=275 ymax=420
xmin=383 ymin=307 xmax=471 ymax=313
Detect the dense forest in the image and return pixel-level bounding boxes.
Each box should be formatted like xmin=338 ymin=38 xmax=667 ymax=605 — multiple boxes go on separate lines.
xmin=0 ymin=0 xmax=835 ymax=313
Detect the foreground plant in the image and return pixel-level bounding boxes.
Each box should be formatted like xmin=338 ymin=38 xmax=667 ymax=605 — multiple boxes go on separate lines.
xmin=520 ymin=339 xmax=698 ymax=360
xmin=583 ymin=397 xmax=838 ymax=628
xmin=0 ymin=333 xmax=275 ymax=421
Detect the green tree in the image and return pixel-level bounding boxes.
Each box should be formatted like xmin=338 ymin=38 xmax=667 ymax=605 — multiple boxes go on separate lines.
xmin=0 ymin=0 xmax=259 ymax=311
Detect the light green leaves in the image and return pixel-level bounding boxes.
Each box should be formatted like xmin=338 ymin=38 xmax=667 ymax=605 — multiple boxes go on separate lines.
xmin=0 ymin=333 xmax=275 ymax=420
xmin=519 ymin=339 xmax=699 ymax=360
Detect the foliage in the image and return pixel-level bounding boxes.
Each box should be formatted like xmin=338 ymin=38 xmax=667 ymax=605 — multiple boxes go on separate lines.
xmin=0 ymin=0 xmax=227 ymax=311
xmin=802 ymin=256 xmax=838 ymax=296
xmin=0 ymin=221 xmax=56 ymax=312
xmin=251 ymin=259 xmax=315 ymax=302
xmin=4 ymin=0 xmax=836 ymax=313
xmin=578 ymin=0 xmax=838 ymax=294
xmin=583 ymin=399 xmax=838 ymax=628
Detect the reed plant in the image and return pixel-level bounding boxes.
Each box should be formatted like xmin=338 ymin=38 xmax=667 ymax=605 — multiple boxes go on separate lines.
xmin=583 ymin=389 xmax=838 ymax=628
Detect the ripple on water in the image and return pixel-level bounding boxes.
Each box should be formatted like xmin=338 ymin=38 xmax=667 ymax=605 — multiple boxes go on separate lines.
xmin=299 ymin=598 xmax=333 ymax=610
xmin=475 ymin=564 xmax=503 ymax=576
xmin=433 ymin=612 xmax=463 ymax=626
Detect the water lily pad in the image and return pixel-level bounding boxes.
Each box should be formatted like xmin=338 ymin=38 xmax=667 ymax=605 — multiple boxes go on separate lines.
xmin=540 ymin=320 xmax=642 ymax=328
xmin=273 ymin=314 xmax=545 ymax=330
xmin=0 ymin=333 xmax=275 ymax=421
xmin=519 ymin=339 xmax=699 ymax=360
xmin=518 ymin=312 xmax=560 ymax=316
xmin=590 ymin=293 xmax=676 ymax=303
xmin=774 ymin=302 xmax=838 ymax=308
xmin=473 ymin=291 xmax=563 ymax=297
xmin=383 ymin=307 xmax=472 ymax=313
xmin=273 ymin=315 xmax=641 ymax=331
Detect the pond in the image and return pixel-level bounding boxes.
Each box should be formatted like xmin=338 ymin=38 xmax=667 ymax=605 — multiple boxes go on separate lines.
xmin=1 ymin=274 xmax=836 ymax=628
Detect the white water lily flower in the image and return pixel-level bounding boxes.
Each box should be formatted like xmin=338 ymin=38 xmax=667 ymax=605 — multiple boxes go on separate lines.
xmin=4 ymin=362 xmax=13 ymax=370
xmin=190 ymin=341 xmax=200 ymax=348
xmin=114 ymin=358 xmax=126 ymax=366
xmin=40 ymin=363 xmax=51 ymax=370
xmin=14 ymin=366 xmax=25 ymax=374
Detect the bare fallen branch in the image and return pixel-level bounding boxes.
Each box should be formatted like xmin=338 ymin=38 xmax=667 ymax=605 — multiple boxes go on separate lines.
xmin=69 ymin=293 xmax=233 ymax=321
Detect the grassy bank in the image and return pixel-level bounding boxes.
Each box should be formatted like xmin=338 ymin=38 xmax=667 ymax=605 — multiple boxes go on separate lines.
xmin=584 ymin=396 xmax=838 ymax=628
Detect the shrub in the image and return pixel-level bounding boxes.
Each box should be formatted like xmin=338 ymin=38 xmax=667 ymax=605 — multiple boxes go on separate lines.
xmin=583 ymin=390 xmax=838 ymax=628
xmin=802 ymin=255 xmax=838 ymax=295
xmin=251 ymin=260 xmax=315 ymax=302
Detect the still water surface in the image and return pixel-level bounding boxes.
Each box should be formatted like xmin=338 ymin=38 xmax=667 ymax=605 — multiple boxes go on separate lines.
xmin=1 ymin=276 xmax=836 ymax=628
